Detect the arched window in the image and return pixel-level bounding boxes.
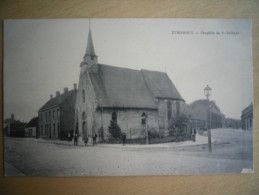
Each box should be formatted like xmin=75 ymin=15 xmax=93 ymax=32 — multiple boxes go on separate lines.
xmin=167 ymin=101 xmax=172 ymax=120
xmin=82 ymin=90 xmax=85 ymax=103
xmin=112 ymin=112 xmax=117 ymax=124
xmin=176 ymin=101 xmax=180 ymax=117
xmin=82 ymin=112 xmax=86 ymax=121
xmin=141 ymin=112 xmax=146 ymax=125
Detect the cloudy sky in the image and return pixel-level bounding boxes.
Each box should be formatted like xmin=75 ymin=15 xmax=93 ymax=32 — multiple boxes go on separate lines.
xmin=4 ymin=19 xmax=252 ymax=122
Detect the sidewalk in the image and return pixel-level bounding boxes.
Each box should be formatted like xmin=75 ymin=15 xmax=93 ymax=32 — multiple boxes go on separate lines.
xmin=4 ymin=133 xmax=215 ymax=149
xmin=4 ymin=162 xmax=25 ymax=176
xmin=98 ymin=133 xmax=215 ymax=149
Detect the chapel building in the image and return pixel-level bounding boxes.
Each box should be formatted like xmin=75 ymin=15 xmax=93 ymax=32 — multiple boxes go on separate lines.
xmin=74 ymin=28 xmax=185 ymax=143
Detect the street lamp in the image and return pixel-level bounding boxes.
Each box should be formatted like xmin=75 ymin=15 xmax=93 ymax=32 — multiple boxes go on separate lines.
xmin=204 ymin=84 xmax=212 ymax=152
xmin=204 ymin=85 xmax=212 ymax=100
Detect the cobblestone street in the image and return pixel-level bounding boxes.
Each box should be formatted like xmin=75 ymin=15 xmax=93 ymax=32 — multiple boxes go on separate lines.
xmin=4 ymin=128 xmax=253 ymax=176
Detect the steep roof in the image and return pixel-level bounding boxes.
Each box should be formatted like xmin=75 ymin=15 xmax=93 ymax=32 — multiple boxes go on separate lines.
xmin=189 ymin=99 xmax=223 ymax=120
xmin=88 ymin=64 xmax=183 ymax=109
xmin=39 ymin=90 xmax=77 ymax=112
xmin=141 ymin=70 xmax=184 ymax=101
xmin=89 ymin=64 xmax=157 ymax=109
xmin=25 ymin=117 xmax=39 ymax=128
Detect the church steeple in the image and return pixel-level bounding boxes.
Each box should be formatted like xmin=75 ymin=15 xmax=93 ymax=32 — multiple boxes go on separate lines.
xmin=81 ymin=27 xmax=98 ymax=68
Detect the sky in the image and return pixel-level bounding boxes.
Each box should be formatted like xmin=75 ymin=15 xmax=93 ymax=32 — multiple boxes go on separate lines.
xmin=3 ymin=19 xmax=253 ymax=122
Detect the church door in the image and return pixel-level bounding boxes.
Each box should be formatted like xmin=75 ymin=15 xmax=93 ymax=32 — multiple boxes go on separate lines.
xmin=83 ymin=121 xmax=87 ymax=137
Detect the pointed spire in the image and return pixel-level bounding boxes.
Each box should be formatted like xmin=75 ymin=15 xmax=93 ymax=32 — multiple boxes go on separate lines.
xmin=85 ymin=29 xmax=96 ymax=56
xmin=81 ymin=23 xmax=98 ymax=68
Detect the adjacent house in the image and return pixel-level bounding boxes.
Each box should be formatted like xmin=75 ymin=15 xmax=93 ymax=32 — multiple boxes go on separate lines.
xmin=241 ymin=103 xmax=253 ymax=130
xmin=38 ymin=86 xmax=77 ymax=140
xmin=24 ymin=117 xmax=39 ymax=137
xmin=4 ymin=114 xmax=26 ymax=137
xmin=189 ymin=99 xmax=225 ymax=129
xmin=74 ymin=29 xmax=185 ymax=143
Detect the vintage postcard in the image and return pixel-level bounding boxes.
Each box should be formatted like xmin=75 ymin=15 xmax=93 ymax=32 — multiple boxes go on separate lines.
xmin=3 ymin=19 xmax=253 ymax=176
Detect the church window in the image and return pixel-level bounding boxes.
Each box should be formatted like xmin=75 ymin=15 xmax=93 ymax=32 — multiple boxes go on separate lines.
xmin=176 ymin=102 xmax=180 ymax=117
xmin=53 ymin=110 xmax=55 ymax=119
xmin=53 ymin=124 xmax=56 ymax=135
xmin=167 ymin=101 xmax=172 ymax=120
xmin=45 ymin=112 xmax=47 ymax=121
xmin=91 ymin=55 xmax=94 ymax=60
xmin=112 ymin=112 xmax=117 ymax=124
xmin=141 ymin=112 xmax=146 ymax=125
xmin=82 ymin=90 xmax=85 ymax=103
xmin=82 ymin=112 xmax=86 ymax=121
xmin=49 ymin=111 xmax=51 ymax=120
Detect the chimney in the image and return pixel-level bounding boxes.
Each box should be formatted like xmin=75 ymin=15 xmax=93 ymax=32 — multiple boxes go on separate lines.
xmin=74 ymin=83 xmax=77 ymax=90
xmin=56 ymin=91 xmax=60 ymax=97
xmin=11 ymin=114 xmax=14 ymax=122
xmin=64 ymin=87 xmax=69 ymax=94
xmin=50 ymin=94 xmax=53 ymax=99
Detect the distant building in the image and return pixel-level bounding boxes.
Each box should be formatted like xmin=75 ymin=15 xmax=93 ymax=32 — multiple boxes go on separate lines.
xmin=225 ymin=118 xmax=241 ymax=129
xmin=24 ymin=117 xmax=39 ymax=137
xmin=4 ymin=114 xmax=26 ymax=137
xmin=189 ymin=99 xmax=225 ymax=129
xmin=38 ymin=86 xmax=77 ymax=140
xmin=241 ymin=103 xmax=253 ymax=130
xmin=74 ymin=28 xmax=185 ymax=142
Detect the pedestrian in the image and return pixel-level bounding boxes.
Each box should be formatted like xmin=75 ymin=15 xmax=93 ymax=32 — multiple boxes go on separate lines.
xmin=194 ymin=128 xmax=196 ymax=142
xmin=191 ymin=128 xmax=195 ymax=142
xmin=74 ymin=133 xmax=78 ymax=146
xmin=84 ymin=136 xmax=88 ymax=146
xmin=94 ymin=133 xmax=97 ymax=145
xmin=92 ymin=133 xmax=97 ymax=145
xmin=122 ymin=134 xmax=126 ymax=146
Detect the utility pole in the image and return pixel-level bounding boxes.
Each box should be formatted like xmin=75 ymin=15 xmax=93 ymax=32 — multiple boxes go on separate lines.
xmin=204 ymin=84 xmax=212 ymax=152
xmin=142 ymin=113 xmax=148 ymax=144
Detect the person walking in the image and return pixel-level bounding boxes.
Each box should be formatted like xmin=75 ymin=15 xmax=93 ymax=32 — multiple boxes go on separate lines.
xmin=194 ymin=128 xmax=196 ymax=142
xmin=93 ymin=133 xmax=97 ymax=145
xmin=74 ymin=133 xmax=78 ymax=146
xmin=191 ymin=128 xmax=196 ymax=142
xmin=122 ymin=134 xmax=126 ymax=146
xmin=84 ymin=135 xmax=88 ymax=146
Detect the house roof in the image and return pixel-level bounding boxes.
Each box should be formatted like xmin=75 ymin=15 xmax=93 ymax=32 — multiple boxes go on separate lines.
xmin=39 ymin=90 xmax=77 ymax=112
xmin=141 ymin=70 xmax=184 ymax=101
xmin=4 ymin=121 xmax=26 ymax=132
xmin=89 ymin=64 xmax=157 ymax=109
xmin=88 ymin=64 xmax=184 ymax=109
xmin=189 ymin=99 xmax=223 ymax=120
xmin=25 ymin=117 xmax=39 ymax=128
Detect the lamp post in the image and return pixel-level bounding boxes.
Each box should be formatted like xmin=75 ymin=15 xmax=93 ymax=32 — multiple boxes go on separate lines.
xmin=142 ymin=113 xmax=148 ymax=144
xmin=204 ymin=85 xmax=212 ymax=100
xmin=204 ymin=84 xmax=212 ymax=152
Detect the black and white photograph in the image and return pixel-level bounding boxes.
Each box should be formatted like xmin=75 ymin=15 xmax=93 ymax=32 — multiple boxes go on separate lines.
xmin=3 ymin=19 xmax=253 ymax=176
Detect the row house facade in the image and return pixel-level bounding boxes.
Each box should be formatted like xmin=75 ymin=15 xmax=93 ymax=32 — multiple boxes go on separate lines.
xmin=38 ymin=86 xmax=77 ymax=140
xmin=241 ymin=103 xmax=253 ymax=130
